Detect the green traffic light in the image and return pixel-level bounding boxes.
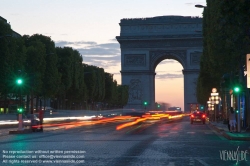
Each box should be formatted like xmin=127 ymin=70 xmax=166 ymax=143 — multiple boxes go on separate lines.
xmin=157 ymin=104 xmax=160 ymax=108
xmin=234 ymin=87 xmax=240 ymax=93
xmin=236 ymin=110 xmax=239 ymax=113
xmin=144 ymin=101 xmax=148 ymax=106
xmin=16 ymin=79 xmax=23 ymax=85
xmin=17 ymin=108 xmax=23 ymax=113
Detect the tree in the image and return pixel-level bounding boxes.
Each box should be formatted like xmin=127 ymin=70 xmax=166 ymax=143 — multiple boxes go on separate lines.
xmin=196 ymin=0 xmax=250 ymax=103
xmin=0 ymin=19 xmax=26 ymax=113
xmin=28 ymin=34 xmax=60 ymax=98
xmin=117 ymin=85 xmax=129 ymax=107
xmin=104 ymin=72 xmax=114 ymax=104
xmin=25 ymin=40 xmax=46 ymax=94
xmin=84 ymin=64 xmax=97 ymax=103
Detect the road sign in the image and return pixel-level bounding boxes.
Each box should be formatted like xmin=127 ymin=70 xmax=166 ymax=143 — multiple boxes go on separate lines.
xmin=247 ymin=54 xmax=250 ymax=88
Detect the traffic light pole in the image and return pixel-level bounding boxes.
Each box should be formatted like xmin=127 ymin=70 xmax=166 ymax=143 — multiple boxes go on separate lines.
xmin=237 ymin=94 xmax=241 ymax=132
xmin=18 ymin=85 xmax=23 ymax=131
xmin=18 ymin=114 xmax=23 ymax=131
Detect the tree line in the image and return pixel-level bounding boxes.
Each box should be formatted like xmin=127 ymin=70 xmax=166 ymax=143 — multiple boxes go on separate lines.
xmin=196 ymin=0 xmax=250 ymax=104
xmin=0 ymin=19 xmax=129 ymax=113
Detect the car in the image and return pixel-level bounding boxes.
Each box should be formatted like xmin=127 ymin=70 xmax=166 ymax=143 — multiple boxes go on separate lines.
xmin=34 ymin=106 xmax=54 ymax=112
xmin=22 ymin=114 xmax=41 ymax=131
xmin=190 ymin=111 xmax=206 ymax=124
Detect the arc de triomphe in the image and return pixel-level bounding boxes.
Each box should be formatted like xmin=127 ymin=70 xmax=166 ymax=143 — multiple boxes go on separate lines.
xmin=116 ymin=16 xmax=202 ymax=112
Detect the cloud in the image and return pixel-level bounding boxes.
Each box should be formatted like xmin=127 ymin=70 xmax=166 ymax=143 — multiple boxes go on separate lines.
xmin=10 ymin=13 xmax=20 ymax=16
xmin=157 ymin=70 xmax=182 ymax=73
xmin=54 ymin=40 xmax=181 ymax=73
xmin=55 ymin=40 xmax=121 ymax=70
xmin=159 ymin=60 xmax=178 ymax=64
xmin=112 ymin=72 xmax=121 ymax=75
xmin=55 ymin=40 xmax=97 ymax=48
xmin=185 ymin=2 xmax=205 ymax=6
xmin=78 ymin=47 xmax=120 ymax=55
xmin=109 ymin=38 xmax=118 ymax=42
xmin=156 ymin=73 xmax=183 ymax=79
xmin=83 ymin=56 xmax=120 ymax=69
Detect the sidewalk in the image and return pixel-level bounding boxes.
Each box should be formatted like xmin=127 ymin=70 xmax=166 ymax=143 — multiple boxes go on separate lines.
xmin=208 ymin=121 xmax=250 ymax=141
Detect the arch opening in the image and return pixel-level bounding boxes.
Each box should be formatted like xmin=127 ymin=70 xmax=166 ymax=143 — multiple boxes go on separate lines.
xmin=155 ymin=59 xmax=184 ymax=111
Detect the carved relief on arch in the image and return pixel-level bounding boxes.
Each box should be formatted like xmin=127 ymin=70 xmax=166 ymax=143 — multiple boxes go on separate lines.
xmin=124 ymin=54 xmax=146 ymax=67
xmin=128 ymin=79 xmax=143 ymax=103
xmin=190 ymin=52 xmax=201 ymax=66
xmin=149 ymin=50 xmax=187 ymax=70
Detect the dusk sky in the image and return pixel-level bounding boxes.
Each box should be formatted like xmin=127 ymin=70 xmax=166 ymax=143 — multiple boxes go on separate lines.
xmin=1 ymin=0 xmax=206 ymax=110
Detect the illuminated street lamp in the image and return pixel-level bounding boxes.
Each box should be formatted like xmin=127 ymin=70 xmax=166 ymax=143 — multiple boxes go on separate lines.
xmin=210 ymin=88 xmax=220 ymax=121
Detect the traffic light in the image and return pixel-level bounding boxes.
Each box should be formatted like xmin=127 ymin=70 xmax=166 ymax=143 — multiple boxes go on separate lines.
xmin=236 ymin=110 xmax=239 ymax=114
xmin=16 ymin=78 xmax=23 ymax=85
xmin=143 ymin=101 xmax=148 ymax=106
xmin=200 ymin=105 xmax=204 ymax=110
xmin=233 ymin=86 xmax=240 ymax=93
xmin=17 ymin=107 xmax=24 ymax=114
xmin=157 ymin=104 xmax=160 ymax=108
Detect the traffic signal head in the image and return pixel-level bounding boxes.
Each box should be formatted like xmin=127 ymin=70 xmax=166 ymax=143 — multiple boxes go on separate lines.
xmin=157 ymin=104 xmax=160 ymax=108
xmin=233 ymin=86 xmax=240 ymax=93
xmin=17 ymin=107 xmax=23 ymax=114
xmin=200 ymin=105 xmax=204 ymax=110
xmin=143 ymin=101 xmax=148 ymax=106
xmin=236 ymin=110 xmax=239 ymax=114
xmin=16 ymin=78 xmax=23 ymax=85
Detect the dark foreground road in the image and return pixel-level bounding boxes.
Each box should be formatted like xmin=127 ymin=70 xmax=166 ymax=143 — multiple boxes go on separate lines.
xmin=0 ymin=116 xmax=249 ymax=166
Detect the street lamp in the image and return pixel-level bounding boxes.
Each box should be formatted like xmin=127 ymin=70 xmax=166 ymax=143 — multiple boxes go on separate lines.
xmin=195 ymin=4 xmax=207 ymax=8
xmin=211 ymin=88 xmax=220 ymax=122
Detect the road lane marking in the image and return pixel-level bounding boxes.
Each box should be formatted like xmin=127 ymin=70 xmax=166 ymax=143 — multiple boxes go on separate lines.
xmin=196 ymin=158 xmax=210 ymax=166
xmin=189 ymin=158 xmax=195 ymax=166
xmin=167 ymin=162 xmax=175 ymax=166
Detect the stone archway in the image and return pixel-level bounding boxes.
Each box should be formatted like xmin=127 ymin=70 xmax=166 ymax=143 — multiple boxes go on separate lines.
xmin=116 ymin=16 xmax=203 ymax=112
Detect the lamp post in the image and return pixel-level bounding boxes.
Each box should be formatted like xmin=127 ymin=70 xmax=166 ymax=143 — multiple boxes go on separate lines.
xmin=210 ymin=88 xmax=220 ymax=122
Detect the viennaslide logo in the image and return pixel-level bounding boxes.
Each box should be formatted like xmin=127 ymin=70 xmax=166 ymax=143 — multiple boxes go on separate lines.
xmin=219 ymin=146 xmax=248 ymax=164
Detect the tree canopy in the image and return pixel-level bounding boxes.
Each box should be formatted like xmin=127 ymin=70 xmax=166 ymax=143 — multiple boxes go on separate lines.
xmin=0 ymin=27 xmax=129 ymax=112
xmin=196 ymin=0 xmax=250 ymax=104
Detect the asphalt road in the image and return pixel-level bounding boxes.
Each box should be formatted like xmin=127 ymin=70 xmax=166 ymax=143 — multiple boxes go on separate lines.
xmin=0 ymin=117 xmax=249 ymax=166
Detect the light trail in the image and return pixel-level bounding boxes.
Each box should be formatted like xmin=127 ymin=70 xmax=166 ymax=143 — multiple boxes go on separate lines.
xmin=116 ymin=113 xmax=184 ymax=130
